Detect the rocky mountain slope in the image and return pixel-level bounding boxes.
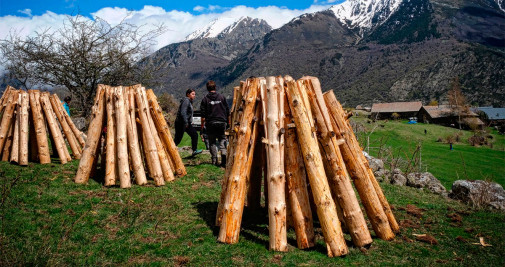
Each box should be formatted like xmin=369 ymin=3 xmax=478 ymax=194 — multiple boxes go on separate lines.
xmin=144 ymin=17 xmax=271 ymax=102
xmin=153 ymin=0 xmax=505 ymax=107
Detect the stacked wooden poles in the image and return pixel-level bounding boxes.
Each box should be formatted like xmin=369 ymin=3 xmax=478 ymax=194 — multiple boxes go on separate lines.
xmin=301 ymin=77 xmax=372 ymax=248
xmin=216 ymin=76 xmax=399 ymax=257
xmin=324 ymin=90 xmax=399 ymax=234
xmin=74 ymin=84 xmax=185 ymax=187
xmin=217 ymin=78 xmax=261 ymax=243
xmin=0 ymin=87 xmax=84 ymax=165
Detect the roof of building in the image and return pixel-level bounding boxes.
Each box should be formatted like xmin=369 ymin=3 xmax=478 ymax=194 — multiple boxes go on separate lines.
xmin=371 ymin=101 xmax=423 ymax=113
xmin=422 ymin=105 xmax=478 ymax=119
xmin=477 ymin=107 xmax=505 ymax=120
xmin=462 ymin=117 xmax=485 ymax=126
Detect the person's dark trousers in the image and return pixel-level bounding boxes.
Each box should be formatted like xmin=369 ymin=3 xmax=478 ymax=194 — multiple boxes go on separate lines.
xmin=207 ymin=121 xmax=227 ymax=166
xmin=174 ymin=120 xmax=198 ymax=152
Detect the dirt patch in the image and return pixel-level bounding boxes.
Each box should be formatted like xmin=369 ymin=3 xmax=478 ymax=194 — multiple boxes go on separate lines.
xmin=414 ymin=234 xmax=438 ymax=245
xmin=456 ymin=236 xmax=467 ymax=243
xmin=406 ymin=204 xmax=425 ymax=218
xmin=447 ymin=212 xmax=463 ymax=224
xmin=173 ymin=256 xmax=190 ymax=266
xmin=400 ymin=219 xmax=420 ymax=229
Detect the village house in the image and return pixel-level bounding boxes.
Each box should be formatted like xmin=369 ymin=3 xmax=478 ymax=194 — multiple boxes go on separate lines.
xmin=418 ymin=105 xmax=484 ymax=129
xmin=475 ymin=107 xmax=505 ymax=126
xmin=370 ymin=101 xmax=423 ymax=120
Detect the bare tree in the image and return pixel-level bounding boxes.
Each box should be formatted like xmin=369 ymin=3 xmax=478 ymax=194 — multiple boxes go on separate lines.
xmin=447 ymin=77 xmax=468 ymax=130
xmin=0 ymin=15 xmax=166 ymax=115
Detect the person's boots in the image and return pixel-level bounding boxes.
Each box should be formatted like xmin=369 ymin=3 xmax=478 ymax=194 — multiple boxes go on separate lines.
xmin=220 ymin=155 xmax=227 ymax=168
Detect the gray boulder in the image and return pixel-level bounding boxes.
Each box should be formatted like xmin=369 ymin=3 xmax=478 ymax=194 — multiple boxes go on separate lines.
xmin=366 ymin=156 xmax=384 ymax=172
xmin=71 ymin=117 xmax=87 ymax=131
xmin=450 ymin=180 xmax=505 ymax=210
xmin=374 ymin=169 xmax=390 ymax=183
xmin=390 ymin=169 xmax=407 ymax=186
xmin=407 ymin=172 xmax=448 ymax=197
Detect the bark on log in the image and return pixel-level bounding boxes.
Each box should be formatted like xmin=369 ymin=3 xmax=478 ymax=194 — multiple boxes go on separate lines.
xmin=218 ymin=78 xmax=259 ymax=244
xmin=49 ymin=95 xmax=81 ymax=159
xmin=0 ymin=86 xmax=14 ymax=114
xmin=1 ymin=119 xmax=14 ymax=161
xmin=114 ymin=87 xmax=131 ymax=188
xmin=124 ymin=86 xmax=147 ymax=185
xmin=283 ymin=88 xmax=315 ymax=249
xmin=105 ymin=86 xmax=117 ymax=186
xmin=0 ymin=90 xmax=18 ymax=153
xmin=135 ymin=86 xmax=164 ymax=186
xmin=40 ymin=92 xmax=69 ymax=164
xmin=323 ymin=90 xmax=396 ymax=239
xmin=286 ymin=79 xmax=348 ymax=257
xmin=262 ymin=76 xmax=287 ymax=251
xmin=28 ymin=90 xmax=50 ymax=164
xmin=146 ymin=89 xmax=186 ymax=177
xmin=75 ymin=85 xmax=106 ymax=184
xmin=18 ymin=91 xmax=29 ymax=166
xmin=302 ymin=77 xmax=372 ymax=248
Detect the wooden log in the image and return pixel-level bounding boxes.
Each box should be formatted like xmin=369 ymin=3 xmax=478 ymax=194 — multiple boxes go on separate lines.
xmin=216 ymin=82 xmax=246 ymax=226
xmin=49 ymin=95 xmax=81 ymax=159
xmin=0 ymin=90 xmax=18 ymax=153
xmin=10 ymin=94 xmax=20 ymax=163
xmin=285 ymin=79 xmax=348 ymax=257
xmin=29 ymin=90 xmax=50 ymax=164
xmin=18 ymin=91 xmax=29 ymax=166
xmin=262 ymin=76 xmax=287 ymax=251
xmin=75 ymin=85 xmax=106 ymax=184
xmin=302 ymin=77 xmax=372 ymax=248
xmin=40 ymin=92 xmax=68 ymax=164
xmin=324 ymin=90 xmax=399 ymax=234
xmin=124 ymin=86 xmax=147 ymax=185
xmin=0 ymin=86 xmax=14 ymax=114
xmin=141 ymin=87 xmax=174 ymax=182
xmin=218 ymin=78 xmax=259 ymax=244
xmin=1 ymin=120 xmax=14 ymax=161
xmin=114 ymin=86 xmax=131 ymax=188
xmin=283 ymin=88 xmax=315 ymax=249
xmin=104 ymin=86 xmax=117 ymax=186
xmin=135 ymin=86 xmax=164 ymax=186
xmin=324 ymin=91 xmax=395 ymax=238
xmin=146 ymin=89 xmax=186 ymax=177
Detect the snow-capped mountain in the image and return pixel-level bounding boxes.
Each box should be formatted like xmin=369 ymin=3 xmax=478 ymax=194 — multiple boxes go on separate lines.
xmin=330 ymin=0 xmax=403 ymax=32
xmin=184 ymin=17 xmax=264 ymax=41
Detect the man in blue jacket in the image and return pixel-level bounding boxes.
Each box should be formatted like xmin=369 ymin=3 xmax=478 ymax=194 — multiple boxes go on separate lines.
xmin=200 ymin=80 xmax=229 ymax=167
xmin=174 ymin=89 xmax=202 ymax=156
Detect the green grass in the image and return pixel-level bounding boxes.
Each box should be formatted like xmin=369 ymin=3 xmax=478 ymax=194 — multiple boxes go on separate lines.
xmin=353 ymin=117 xmax=505 ymax=189
xmin=1 ymin=156 xmax=504 ymax=266
xmin=177 ymin=132 xmax=207 ymax=150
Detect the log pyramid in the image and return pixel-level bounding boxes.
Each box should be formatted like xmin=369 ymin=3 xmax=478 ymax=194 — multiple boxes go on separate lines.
xmin=216 ymin=76 xmax=399 ymax=257
xmin=74 ymin=84 xmax=186 ymax=188
xmin=0 ymin=86 xmax=86 ymax=165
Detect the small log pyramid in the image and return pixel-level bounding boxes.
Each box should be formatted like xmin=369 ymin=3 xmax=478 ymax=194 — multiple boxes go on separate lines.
xmin=74 ymin=84 xmax=186 ymax=188
xmin=216 ymin=76 xmax=399 ymax=257
xmin=0 ymin=86 xmax=86 ymax=165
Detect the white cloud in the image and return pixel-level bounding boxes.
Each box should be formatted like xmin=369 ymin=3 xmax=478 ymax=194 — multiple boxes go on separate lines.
xmin=17 ymin=9 xmax=33 ymax=17
xmin=0 ymin=4 xmax=334 ymax=53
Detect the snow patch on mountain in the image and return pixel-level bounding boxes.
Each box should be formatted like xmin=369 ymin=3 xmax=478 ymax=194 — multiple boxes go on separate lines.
xmin=330 ymin=0 xmax=403 ymax=30
xmin=496 ymin=0 xmax=505 ymax=12
xmin=184 ymin=17 xmax=253 ymax=41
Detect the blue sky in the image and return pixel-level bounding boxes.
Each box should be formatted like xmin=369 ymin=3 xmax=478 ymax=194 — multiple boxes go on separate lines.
xmin=0 ymin=1 xmax=342 ymax=51
xmin=0 ymin=1 xmax=337 ymax=17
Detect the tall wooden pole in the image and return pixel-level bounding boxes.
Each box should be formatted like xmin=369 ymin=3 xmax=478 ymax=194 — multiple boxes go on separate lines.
xmin=302 ymin=77 xmax=372 ymax=248
xmin=75 ymin=85 xmax=106 ymax=184
xmin=29 ymin=90 xmax=50 ymax=164
xmin=49 ymin=95 xmax=81 ymax=159
xmin=324 ymin=90 xmax=399 ymax=234
xmin=18 ymin=91 xmax=29 ymax=166
xmin=286 ymin=79 xmax=348 ymax=257
xmin=40 ymin=92 xmax=68 ymax=164
xmin=0 ymin=90 xmax=18 ymax=153
xmin=114 ymin=87 xmax=131 ymax=188
xmin=10 ymin=94 xmax=20 ymax=163
xmin=124 ymin=86 xmax=147 ymax=185
xmin=105 ymin=86 xmax=117 ymax=186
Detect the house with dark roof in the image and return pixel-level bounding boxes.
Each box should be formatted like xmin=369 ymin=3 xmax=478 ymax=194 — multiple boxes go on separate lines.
xmin=476 ymin=107 xmax=505 ymax=125
xmin=370 ymin=101 xmax=423 ymax=119
xmin=419 ymin=105 xmax=484 ymax=129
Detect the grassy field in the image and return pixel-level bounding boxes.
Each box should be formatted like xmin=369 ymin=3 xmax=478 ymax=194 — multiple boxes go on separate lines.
xmin=352 ymin=117 xmax=505 ymax=189
xmin=1 ymin=154 xmax=504 ymax=266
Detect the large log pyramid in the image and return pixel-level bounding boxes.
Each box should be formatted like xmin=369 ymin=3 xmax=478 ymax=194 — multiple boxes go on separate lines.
xmin=74 ymin=84 xmax=186 ymax=188
xmin=0 ymin=86 xmax=86 ymax=165
xmin=216 ymin=76 xmax=399 ymax=257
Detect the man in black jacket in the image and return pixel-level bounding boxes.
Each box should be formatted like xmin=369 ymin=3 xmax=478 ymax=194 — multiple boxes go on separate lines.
xmin=174 ymin=89 xmax=202 ymax=156
xmin=201 ymin=80 xmax=230 ymax=166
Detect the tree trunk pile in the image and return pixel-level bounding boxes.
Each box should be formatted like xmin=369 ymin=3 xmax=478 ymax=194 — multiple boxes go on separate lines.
xmin=216 ymin=76 xmax=398 ymax=257
xmin=74 ymin=84 xmax=185 ymax=188
xmin=0 ymin=86 xmax=86 ymax=165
